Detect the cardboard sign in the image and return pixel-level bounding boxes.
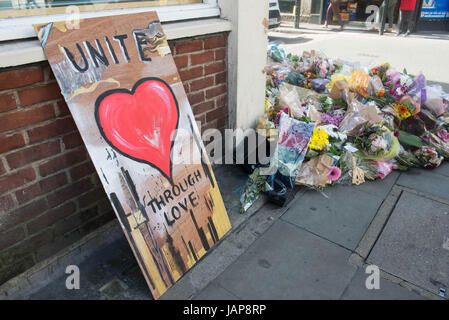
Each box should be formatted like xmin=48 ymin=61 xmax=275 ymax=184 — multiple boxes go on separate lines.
xmin=34 ymin=12 xmax=231 ymax=299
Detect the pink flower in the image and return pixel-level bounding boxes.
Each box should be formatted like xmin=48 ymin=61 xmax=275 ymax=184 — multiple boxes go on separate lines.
xmin=374 ymin=160 xmax=397 ymax=179
xmin=327 ymin=166 xmax=341 ymax=181
xmin=437 ymin=129 xmax=449 ymax=143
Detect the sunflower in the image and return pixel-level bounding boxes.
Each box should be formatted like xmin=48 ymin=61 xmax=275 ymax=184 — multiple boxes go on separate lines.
xmin=402 ymin=111 xmax=412 ymax=119
xmin=396 ymin=104 xmax=408 ymax=115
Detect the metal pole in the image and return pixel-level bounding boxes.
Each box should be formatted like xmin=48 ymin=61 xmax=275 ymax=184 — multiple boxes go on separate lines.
xmin=295 ymin=0 xmax=301 ymax=29
xmin=379 ymin=0 xmax=389 ymax=35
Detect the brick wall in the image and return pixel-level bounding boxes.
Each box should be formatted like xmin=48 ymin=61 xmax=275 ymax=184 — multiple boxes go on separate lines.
xmin=0 ymin=33 xmax=228 ymax=285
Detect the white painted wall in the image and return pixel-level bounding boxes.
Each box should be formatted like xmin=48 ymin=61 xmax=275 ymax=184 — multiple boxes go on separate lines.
xmin=219 ymin=0 xmax=268 ymax=130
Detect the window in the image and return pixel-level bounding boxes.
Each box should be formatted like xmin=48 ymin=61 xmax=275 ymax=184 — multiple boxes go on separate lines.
xmin=0 ymin=0 xmax=219 ymax=41
xmin=0 ymin=0 xmax=203 ymax=18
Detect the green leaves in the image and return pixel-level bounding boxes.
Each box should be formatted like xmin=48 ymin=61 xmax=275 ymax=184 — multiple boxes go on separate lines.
xmin=397 ymin=130 xmax=425 ymax=148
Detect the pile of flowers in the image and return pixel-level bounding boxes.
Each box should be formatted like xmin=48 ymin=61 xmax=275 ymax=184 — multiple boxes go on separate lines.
xmin=241 ymin=46 xmax=449 ymax=212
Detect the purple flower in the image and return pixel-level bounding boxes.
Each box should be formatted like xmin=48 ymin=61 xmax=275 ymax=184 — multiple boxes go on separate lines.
xmin=437 ymin=129 xmax=449 ymax=142
xmin=321 ymin=113 xmax=344 ymax=126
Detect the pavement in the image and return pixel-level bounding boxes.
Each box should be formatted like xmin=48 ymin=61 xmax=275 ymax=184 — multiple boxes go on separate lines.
xmin=5 ymin=26 xmax=449 ymax=300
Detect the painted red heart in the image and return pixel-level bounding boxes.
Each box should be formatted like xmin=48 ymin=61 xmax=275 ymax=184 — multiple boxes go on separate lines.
xmin=95 ymin=77 xmax=179 ymax=181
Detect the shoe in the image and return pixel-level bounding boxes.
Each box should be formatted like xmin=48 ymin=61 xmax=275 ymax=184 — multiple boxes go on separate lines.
xmin=403 ymin=31 xmax=410 ymax=37
xmin=396 ymin=32 xmax=402 ymax=36
xmin=385 ymin=28 xmax=392 ymax=33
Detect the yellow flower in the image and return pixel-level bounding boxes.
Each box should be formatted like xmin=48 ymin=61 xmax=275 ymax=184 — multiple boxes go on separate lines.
xmin=401 ymin=111 xmax=412 ymax=119
xmin=309 ymin=127 xmax=329 ymax=151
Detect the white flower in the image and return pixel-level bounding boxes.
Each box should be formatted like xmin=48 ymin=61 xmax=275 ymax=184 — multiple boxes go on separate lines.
xmin=371 ymin=136 xmax=387 ymax=152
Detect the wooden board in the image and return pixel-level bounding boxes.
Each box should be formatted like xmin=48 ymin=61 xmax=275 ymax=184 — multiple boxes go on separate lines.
xmin=34 ymin=12 xmax=231 ymax=299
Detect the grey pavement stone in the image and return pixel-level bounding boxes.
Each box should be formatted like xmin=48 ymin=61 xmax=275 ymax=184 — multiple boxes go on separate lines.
xmin=281 ymin=185 xmax=384 ymax=250
xmin=194 ymin=282 xmax=240 ymax=300
xmin=341 ymin=269 xmax=425 ymax=300
xmin=397 ymin=169 xmax=449 ymax=202
xmin=354 ymin=186 xmax=403 ymax=259
xmin=431 ymin=161 xmax=449 ymax=178
xmin=368 ymin=191 xmax=449 ymax=298
xmin=215 ymin=220 xmax=357 ymax=300
xmin=352 ymin=171 xmax=399 ymax=198
xmin=99 ymin=277 xmax=129 ymax=300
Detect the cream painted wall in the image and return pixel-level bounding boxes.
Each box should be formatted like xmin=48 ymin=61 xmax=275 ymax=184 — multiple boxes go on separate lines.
xmin=219 ymin=0 xmax=268 ymax=130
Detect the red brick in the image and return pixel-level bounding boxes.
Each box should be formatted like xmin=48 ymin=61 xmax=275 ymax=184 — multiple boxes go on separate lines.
xmin=0 ymin=103 xmax=55 ymax=133
xmin=0 ymin=199 xmax=48 ymax=232
xmin=38 ymin=148 xmax=87 ymax=177
xmin=179 ymin=66 xmax=203 ymax=82
xmin=6 ymin=140 xmax=60 ymax=170
xmin=27 ymin=117 xmax=77 ymax=144
xmin=53 ymin=206 xmax=100 ymax=236
xmin=215 ymin=48 xmax=226 ymax=60
xmin=0 ymin=227 xmax=26 ymax=251
xmin=0 ymin=66 xmax=44 ymax=91
xmin=69 ymin=161 xmax=95 ymax=181
xmin=205 ymin=62 xmax=226 ymax=75
xmin=43 ymin=65 xmax=55 ymax=82
xmin=217 ymin=117 xmax=227 ymax=129
xmin=0 ymin=194 xmax=14 ymax=213
xmin=216 ymin=94 xmax=227 ymax=107
xmin=187 ymin=92 xmax=205 ymax=106
xmin=18 ymin=83 xmax=61 ymax=107
xmin=183 ymin=83 xmax=190 ymax=94
xmin=175 ymin=40 xmax=203 ymax=54
xmin=195 ymin=114 xmax=206 ymax=127
xmin=200 ymin=120 xmax=217 ymax=134
xmin=78 ymin=187 xmax=106 ymax=209
xmin=193 ymin=101 xmax=215 ymax=116
xmin=204 ymin=36 xmax=226 ymax=49
xmin=168 ymin=43 xmax=175 ymax=55
xmin=0 ymin=167 xmax=36 ymax=195
xmin=15 ymin=172 xmax=68 ymax=205
xmin=190 ymin=76 xmax=214 ymax=91
xmin=27 ymin=202 xmax=76 ymax=235
xmin=0 ymin=133 xmax=25 ymax=154
xmin=62 ymin=132 xmax=83 ymax=150
xmin=191 ymin=51 xmax=215 ymax=66
xmin=174 ymin=56 xmax=188 ymax=69
xmin=0 ymin=161 xmax=5 ymax=176
xmin=215 ymin=72 xmax=227 ymax=85
xmin=206 ymin=84 xmax=227 ymax=99
xmin=56 ymin=100 xmax=70 ymax=116
xmin=47 ymin=178 xmax=93 ymax=207
xmin=0 ymin=93 xmax=17 ymax=113
xmin=206 ymin=106 xmax=226 ymax=122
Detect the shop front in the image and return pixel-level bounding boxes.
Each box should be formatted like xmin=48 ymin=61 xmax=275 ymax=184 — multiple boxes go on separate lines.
xmin=416 ymin=0 xmax=449 ymax=31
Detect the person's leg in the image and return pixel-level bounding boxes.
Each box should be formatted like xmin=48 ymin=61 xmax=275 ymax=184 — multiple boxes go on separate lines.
xmin=387 ymin=0 xmax=397 ymax=29
xmin=397 ymin=10 xmax=405 ymax=35
xmin=324 ymin=2 xmax=333 ymax=27
xmin=332 ymin=0 xmax=344 ymax=29
xmin=404 ymin=10 xmax=413 ymax=36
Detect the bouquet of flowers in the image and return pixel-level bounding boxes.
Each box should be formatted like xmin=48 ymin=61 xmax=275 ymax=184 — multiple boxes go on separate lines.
xmin=351 ymin=125 xmax=399 ymax=160
xmin=309 ymin=126 xmax=329 ymax=151
xmin=370 ymin=63 xmax=390 ymax=84
xmin=413 ymin=146 xmax=443 ymax=169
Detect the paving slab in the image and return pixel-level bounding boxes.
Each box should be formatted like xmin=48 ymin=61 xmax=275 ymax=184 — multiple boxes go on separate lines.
xmin=431 ymin=161 xmax=449 ymax=178
xmin=396 ymin=169 xmax=449 ymax=202
xmin=352 ymin=171 xmax=399 ymax=198
xmin=215 ymin=220 xmax=357 ymax=300
xmin=281 ymin=185 xmax=384 ymax=250
xmin=26 ymin=236 xmax=151 ymax=300
xmin=341 ymin=269 xmax=425 ymax=300
xmin=194 ymin=282 xmax=240 ymax=300
xmin=368 ymin=191 xmax=449 ymax=298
